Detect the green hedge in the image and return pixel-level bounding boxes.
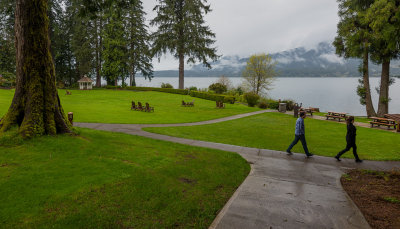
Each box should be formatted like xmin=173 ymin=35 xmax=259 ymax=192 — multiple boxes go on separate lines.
xmin=126 ymin=86 xmax=189 ymax=95
xmin=104 ymin=86 xmax=235 ymax=103
xmin=189 ymin=91 xmax=235 ymax=104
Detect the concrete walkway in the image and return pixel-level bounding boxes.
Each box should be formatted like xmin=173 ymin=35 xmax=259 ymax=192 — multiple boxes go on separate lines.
xmin=75 ymin=110 xmax=400 ymax=229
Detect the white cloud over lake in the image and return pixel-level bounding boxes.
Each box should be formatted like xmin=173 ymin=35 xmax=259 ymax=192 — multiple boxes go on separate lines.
xmin=142 ymin=0 xmax=340 ymax=70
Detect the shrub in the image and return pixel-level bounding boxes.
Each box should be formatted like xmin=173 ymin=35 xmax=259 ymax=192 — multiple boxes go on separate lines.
xmin=258 ymin=101 xmax=268 ymax=109
xmin=244 ymin=92 xmax=260 ymax=107
xmin=208 ymin=83 xmax=227 ymax=94
xmin=189 ymin=91 xmax=235 ymax=103
xmin=188 ymin=86 xmax=197 ymax=91
xmin=267 ymin=100 xmax=279 ymax=110
xmin=127 ymin=86 xmax=189 ymax=95
xmin=281 ymin=99 xmax=295 ymax=111
xmin=161 ymin=83 xmax=173 ymax=88
xmin=105 ymin=85 xmax=122 ymax=89
xmin=0 ymin=72 xmax=16 ymax=87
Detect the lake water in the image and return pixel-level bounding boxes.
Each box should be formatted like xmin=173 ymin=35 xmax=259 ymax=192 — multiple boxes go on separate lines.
xmin=134 ymin=77 xmax=400 ymax=116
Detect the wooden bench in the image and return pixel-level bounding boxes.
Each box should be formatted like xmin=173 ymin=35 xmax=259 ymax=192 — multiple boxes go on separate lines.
xmin=144 ymin=103 xmax=154 ymax=112
xmin=300 ymin=107 xmax=313 ymax=116
xmin=216 ymin=101 xmax=225 ymax=109
xmin=326 ymin=111 xmax=347 ymax=122
xmin=369 ymin=117 xmax=397 ymax=129
xmin=182 ymin=100 xmax=194 ymax=107
xmin=384 ymin=114 xmax=400 ymax=132
xmin=131 ymin=101 xmax=138 ymax=110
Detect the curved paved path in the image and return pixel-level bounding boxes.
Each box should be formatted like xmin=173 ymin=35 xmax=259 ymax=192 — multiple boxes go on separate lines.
xmin=75 ymin=110 xmax=400 ymax=229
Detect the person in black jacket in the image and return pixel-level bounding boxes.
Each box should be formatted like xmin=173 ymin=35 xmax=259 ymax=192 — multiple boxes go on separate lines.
xmin=335 ymin=116 xmax=362 ymax=163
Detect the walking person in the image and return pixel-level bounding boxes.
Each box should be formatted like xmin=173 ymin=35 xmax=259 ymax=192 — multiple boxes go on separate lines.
xmin=286 ymin=111 xmax=313 ymax=157
xmin=335 ymin=116 xmax=362 ymax=162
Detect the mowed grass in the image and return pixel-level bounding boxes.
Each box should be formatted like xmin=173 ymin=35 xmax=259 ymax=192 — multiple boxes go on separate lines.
xmin=0 ymin=128 xmax=250 ymax=228
xmin=145 ymin=112 xmax=400 ymax=161
xmin=0 ymin=89 xmax=258 ymax=124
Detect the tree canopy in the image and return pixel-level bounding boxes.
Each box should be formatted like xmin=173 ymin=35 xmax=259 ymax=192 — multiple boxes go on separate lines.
xmin=150 ymin=0 xmax=219 ymax=89
xmin=242 ymin=53 xmax=277 ymax=95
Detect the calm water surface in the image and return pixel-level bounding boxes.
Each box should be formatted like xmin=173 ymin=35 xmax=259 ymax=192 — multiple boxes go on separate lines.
xmin=135 ymin=77 xmax=400 ymax=116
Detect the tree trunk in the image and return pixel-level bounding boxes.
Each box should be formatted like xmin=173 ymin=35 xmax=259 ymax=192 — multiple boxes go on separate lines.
xmin=95 ymin=18 xmax=101 ymax=87
xmin=179 ymin=52 xmax=184 ymax=89
xmin=130 ymin=70 xmax=136 ymax=87
xmin=0 ymin=0 xmax=71 ymax=138
xmin=362 ymin=46 xmax=376 ymax=117
xmin=377 ymin=60 xmax=390 ymax=116
xmin=99 ymin=16 xmax=103 ymax=86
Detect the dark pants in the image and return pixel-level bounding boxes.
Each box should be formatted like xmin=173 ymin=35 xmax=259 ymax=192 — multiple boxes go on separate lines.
xmin=287 ymin=134 xmax=311 ymax=155
xmin=336 ymin=142 xmax=360 ymax=160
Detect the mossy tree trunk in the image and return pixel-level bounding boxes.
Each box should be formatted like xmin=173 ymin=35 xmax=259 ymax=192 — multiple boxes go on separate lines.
xmin=0 ymin=0 xmax=71 ymax=138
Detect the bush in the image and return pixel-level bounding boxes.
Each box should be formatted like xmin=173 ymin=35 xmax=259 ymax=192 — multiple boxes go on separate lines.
xmin=161 ymin=83 xmax=173 ymax=88
xmin=0 ymin=72 xmax=16 ymax=87
xmin=258 ymin=101 xmax=268 ymax=109
xmin=189 ymin=91 xmax=235 ymax=104
xmin=208 ymin=83 xmax=227 ymax=94
xmin=188 ymin=86 xmax=197 ymax=91
xmin=244 ymin=92 xmax=260 ymax=107
xmin=105 ymin=85 xmax=122 ymax=89
xmin=267 ymin=100 xmax=279 ymax=110
xmin=126 ymin=86 xmax=189 ymax=95
xmin=281 ymin=99 xmax=295 ymax=111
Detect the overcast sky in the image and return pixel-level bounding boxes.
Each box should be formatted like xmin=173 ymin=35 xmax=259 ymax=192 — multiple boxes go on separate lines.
xmin=142 ymin=0 xmax=340 ymax=70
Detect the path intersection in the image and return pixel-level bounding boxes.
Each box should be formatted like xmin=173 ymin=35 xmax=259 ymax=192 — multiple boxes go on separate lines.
xmin=75 ymin=110 xmax=400 ymax=229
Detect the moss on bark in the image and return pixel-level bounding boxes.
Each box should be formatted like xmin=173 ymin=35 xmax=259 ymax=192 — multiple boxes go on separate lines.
xmin=0 ymin=0 xmax=71 ymax=138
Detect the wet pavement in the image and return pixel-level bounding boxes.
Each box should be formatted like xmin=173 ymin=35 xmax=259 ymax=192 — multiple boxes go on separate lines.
xmin=75 ymin=110 xmax=400 ymax=229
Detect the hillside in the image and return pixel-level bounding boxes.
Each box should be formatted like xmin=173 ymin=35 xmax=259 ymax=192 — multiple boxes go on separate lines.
xmin=151 ymin=42 xmax=400 ymax=77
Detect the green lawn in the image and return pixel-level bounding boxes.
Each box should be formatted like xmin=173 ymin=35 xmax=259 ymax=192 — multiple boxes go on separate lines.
xmin=0 ymin=89 xmax=258 ymax=124
xmin=144 ymin=112 xmax=400 ymax=161
xmin=0 ymin=128 xmax=249 ymax=228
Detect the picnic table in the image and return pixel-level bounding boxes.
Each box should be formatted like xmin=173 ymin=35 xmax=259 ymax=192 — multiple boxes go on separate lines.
xmin=300 ymin=107 xmax=313 ymax=116
xmin=384 ymin=114 xmax=400 ymax=132
xmin=325 ymin=111 xmax=347 ymax=122
xmin=369 ymin=117 xmax=397 ymax=130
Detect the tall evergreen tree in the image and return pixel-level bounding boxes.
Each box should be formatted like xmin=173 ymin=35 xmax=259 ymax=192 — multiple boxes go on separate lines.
xmin=333 ymin=0 xmax=376 ymax=117
xmin=151 ymin=0 xmax=219 ymax=89
xmin=52 ymin=0 xmax=76 ymax=87
xmin=0 ymin=0 xmax=71 ymax=137
xmin=125 ymin=0 xmax=153 ymax=87
xmin=366 ymin=0 xmax=400 ymax=116
xmin=102 ymin=3 xmax=127 ymax=86
xmin=0 ymin=0 xmax=16 ymax=78
xmin=71 ymin=6 xmax=95 ymax=81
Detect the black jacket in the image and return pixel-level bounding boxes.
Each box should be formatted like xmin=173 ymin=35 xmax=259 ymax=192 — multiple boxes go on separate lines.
xmin=346 ymin=123 xmax=356 ymax=144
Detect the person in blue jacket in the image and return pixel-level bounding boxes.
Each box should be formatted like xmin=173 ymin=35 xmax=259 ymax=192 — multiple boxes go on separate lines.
xmin=335 ymin=116 xmax=362 ymax=163
xmin=286 ymin=111 xmax=313 ymax=157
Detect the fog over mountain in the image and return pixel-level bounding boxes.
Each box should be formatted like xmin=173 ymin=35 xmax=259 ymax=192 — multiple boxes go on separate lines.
xmin=150 ymin=42 xmax=400 ymax=78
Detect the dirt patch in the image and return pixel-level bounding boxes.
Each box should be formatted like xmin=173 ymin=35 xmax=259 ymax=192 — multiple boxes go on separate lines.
xmin=179 ymin=177 xmax=197 ymax=185
xmin=341 ymin=169 xmax=400 ymax=229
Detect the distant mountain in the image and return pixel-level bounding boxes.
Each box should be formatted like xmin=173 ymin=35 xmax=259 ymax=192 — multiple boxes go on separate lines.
xmin=151 ymin=42 xmax=400 ymax=77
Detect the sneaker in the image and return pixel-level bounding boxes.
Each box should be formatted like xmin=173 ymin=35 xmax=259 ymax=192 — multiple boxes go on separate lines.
xmin=306 ymin=153 xmax=314 ymax=158
xmin=286 ymin=150 xmax=293 ymax=155
xmin=355 ymin=159 xmax=363 ymax=163
xmin=335 ymin=156 xmax=341 ymax=161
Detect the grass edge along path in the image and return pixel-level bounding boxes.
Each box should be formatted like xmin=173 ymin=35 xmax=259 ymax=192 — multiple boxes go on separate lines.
xmin=0 ymin=127 xmax=250 ymax=228
xmin=144 ymin=112 xmax=400 ymax=161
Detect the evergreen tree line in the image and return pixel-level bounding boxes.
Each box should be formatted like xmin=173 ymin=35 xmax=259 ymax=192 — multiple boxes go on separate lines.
xmin=0 ymin=0 xmax=217 ymax=89
xmin=0 ymin=0 xmax=152 ymax=87
xmin=334 ymin=0 xmax=400 ymax=117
